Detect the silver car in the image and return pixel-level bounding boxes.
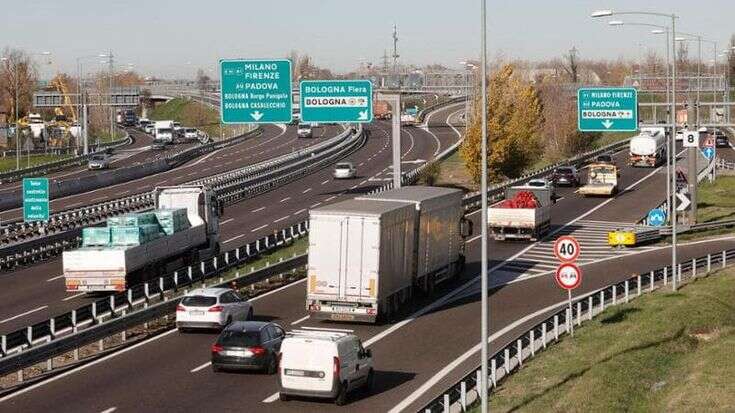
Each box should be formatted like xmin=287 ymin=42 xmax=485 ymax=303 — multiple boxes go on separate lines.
xmin=88 ymin=154 xmax=110 ymax=170
xmin=333 ymin=162 xmax=356 ymax=179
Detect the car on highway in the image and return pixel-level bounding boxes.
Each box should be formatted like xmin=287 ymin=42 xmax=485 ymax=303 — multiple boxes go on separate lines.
xmin=144 ymin=124 xmax=155 ymax=135
xmin=87 ymin=154 xmax=111 ymax=170
xmin=333 ymin=162 xmax=356 ymax=179
xmin=525 ymin=178 xmax=557 ymax=200
xmin=176 ymin=288 xmax=253 ymax=331
xmin=151 ymin=139 xmax=168 ymax=150
xmin=594 ymin=153 xmax=615 ymax=165
xmin=715 ymin=130 xmax=729 ymax=147
xmin=173 ymin=121 xmax=183 ymax=136
xmin=278 ymin=330 xmax=374 ymax=405
xmin=550 ymin=166 xmax=580 ymax=187
xmin=211 ymin=321 xmax=285 ymax=374
xmin=297 ymin=123 xmax=313 ymax=138
xmin=182 ymin=128 xmax=199 ymax=141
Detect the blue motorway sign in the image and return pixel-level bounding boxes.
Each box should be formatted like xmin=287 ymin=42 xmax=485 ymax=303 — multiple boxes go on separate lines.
xmin=578 ymin=87 xmax=638 ymax=132
xmin=220 ymin=59 xmax=292 ymax=124
xmin=647 ymin=208 xmax=667 ymax=227
xmin=23 ymin=178 xmax=49 ymax=222
xmin=702 ymin=146 xmax=716 ymax=160
xmin=300 ymin=80 xmax=373 ymax=123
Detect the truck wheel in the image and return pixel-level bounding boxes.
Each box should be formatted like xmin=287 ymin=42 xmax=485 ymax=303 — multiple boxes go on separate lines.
xmin=335 ymin=382 xmax=349 ymax=406
xmin=364 ymin=369 xmax=375 ymax=393
xmin=280 ymin=393 xmax=291 ymax=402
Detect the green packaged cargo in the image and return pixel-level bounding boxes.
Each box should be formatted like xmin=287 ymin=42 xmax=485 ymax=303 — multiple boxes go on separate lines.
xmin=110 ymin=224 xmax=163 ymax=246
xmin=82 ymin=227 xmax=111 ymax=246
xmin=107 ymin=216 xmax=125 ymax=226
xmin=154 ymin=208 xmax=191 ymax=235
xmin=122 ymin=212 xmax=158 ymax=227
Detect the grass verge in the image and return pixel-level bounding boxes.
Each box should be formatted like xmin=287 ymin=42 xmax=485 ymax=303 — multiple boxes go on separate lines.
xmin=470 ymin=268 xmax=735 ymax=413
xmin=0 ymin=154 xmax=71 ymax=173
xmin=676 ymin=176 xmax=735 ymax=241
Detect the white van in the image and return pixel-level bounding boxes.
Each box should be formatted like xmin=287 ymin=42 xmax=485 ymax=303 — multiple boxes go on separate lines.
xmin=278 ymin=330 xmax=374 ymax=405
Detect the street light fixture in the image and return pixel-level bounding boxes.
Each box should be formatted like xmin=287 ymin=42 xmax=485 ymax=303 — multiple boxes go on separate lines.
xmin=592 ymin=8 xmax=680 ymax=291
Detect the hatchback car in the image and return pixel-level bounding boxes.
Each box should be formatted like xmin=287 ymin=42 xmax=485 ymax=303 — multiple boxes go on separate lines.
xmin=88 ymin=154 xmax=110 ymax=170
xmin=551 ymin=166 xmax=579 ymax=187
xmin=297 ymin=123 xmax=313 ymax=138
xmin=211 ymin=321 xmax=285 ymax=373
xmin=594 ymin=153 xmax=615 ymax=165
xmin=176 ymin=288 xmax=253 ymax=331
xmin=333 ymin=162 xmax=356 ymax=179
xmin=715 ymin=130 xmax=729 ymax=148
xmin=525 ymin=178 xmax=557 ymax=201
xmin=144 ymin=124 xmax=155 ymax=134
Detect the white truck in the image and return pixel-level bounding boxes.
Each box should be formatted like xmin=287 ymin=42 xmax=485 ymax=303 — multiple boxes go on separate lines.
xmin=629 ymin=128 xmax=666 ymax=167
xmin=63 ymin=186 xmax=221 ymax=292
xmin=154 ymin=120 xmax=175 ymax=143
xmin=306 ymin=186 xmax=472 ymax=323
xmin=487 ymin=186 xmax=552 ymax=241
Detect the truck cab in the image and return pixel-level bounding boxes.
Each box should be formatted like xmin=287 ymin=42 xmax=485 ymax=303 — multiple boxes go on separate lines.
xmin=579 ymin=163 xmax=619 ymax=197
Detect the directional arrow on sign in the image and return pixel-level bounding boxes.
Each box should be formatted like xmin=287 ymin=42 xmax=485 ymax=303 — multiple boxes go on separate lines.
xmin=250 ymin=111 xmax=264 ymax=121
xmin=676 ymin=192 xmax=691 ymax=211
xmin=601 ymin=120 xmax=614 ymax=129
xmin=358 ymin=110 xmax=369 ymax=121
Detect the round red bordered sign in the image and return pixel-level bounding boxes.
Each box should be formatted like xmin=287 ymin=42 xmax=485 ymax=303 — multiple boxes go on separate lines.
xmin=555 ymin=263 xmax=582 ymax=290
xmin=554 ymin=235 xmax=581 ymax=262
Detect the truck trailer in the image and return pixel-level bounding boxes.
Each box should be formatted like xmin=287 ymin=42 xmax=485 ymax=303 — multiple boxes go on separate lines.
xmin=306 ymin=186 xmax=471 ymax=323
xmin=487 ymin=186 xmax=552 ymax=241
xmin=63 ymin=186 xmax=221 ymax=292
xmin=629 ymin=128 xmax=666 ymax=167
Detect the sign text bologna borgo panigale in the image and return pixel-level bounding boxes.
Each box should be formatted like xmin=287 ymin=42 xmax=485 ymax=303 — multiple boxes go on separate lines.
xmin=578 ymin=87 xmax=638 ymax=132
xmin=300 ymin=80 xmax=373 ymax=123
xmin=220 ymin=59 xmax=293 ymax=124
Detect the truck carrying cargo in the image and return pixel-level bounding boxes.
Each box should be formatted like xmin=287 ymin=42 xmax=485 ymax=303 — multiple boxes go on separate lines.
xmin=63 ymin=186 xmax=221 ymax=292
xmin=488 ymin=186 xmax=552 ymax=241
xmin=629 ymin=128 xmax=666 ymax=167
xmin=306 ymin=186 xmax=471 ymax=323
xmin=579 ymin=163 xmax=619 ymax=197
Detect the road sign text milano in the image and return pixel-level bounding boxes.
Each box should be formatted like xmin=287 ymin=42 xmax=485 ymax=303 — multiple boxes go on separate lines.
xmin=300 ymin=80 xmax=373 ymax=123
xmin=23 ymin=178 xmax=49 ymax=222
xmin=578 ymin=87 xmax=638 ymax=132
xmin=220 ymin=59 xmax=292 ymax=124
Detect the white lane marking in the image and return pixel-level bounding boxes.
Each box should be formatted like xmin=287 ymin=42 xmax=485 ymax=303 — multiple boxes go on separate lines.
xmin=91 ymin=196 xmax=107 ymax=202
xmin=0 ymin=328 xmax=179 ymax=403
xmin=46 ymin=274 xmax=65 ymax=282
xmin=251 ymin=224 xmax=268 ymax=232
xmin=100 ymin=408 xmax=117 ymax=413
xmin=273 ymin=216 xmax=289 ymax=223
xmin=190 ymin=361 xmax=211 ymax=373
xmin=388 ymin=295 xmax=573 ymax=413
xmin=219 ymin=218 xmax=234 ymax=225
xmin=325 ymin=196 xmax=336 ymax=202
xmin=321 ymin=179 xmax=330 ymax=185
xmin=155 ymin=180 xmax=168 ymax=185
xmin=252 ymin=206 xmax=265 ymax=213
xmin=310 ymin=202 xmax=321 ymax=208
xmin=223 ymin=234 xmax=245 ymax=244
xmin=0 ymin=306 xmax=48 ymax=324
xmin=302 ymin=188 xmax=312 ymax=194
xmin=263 ymin=393 xmax=280 ymax=403
xmin=62 ymin=292 xmax=86 ymax=302
xmin=119 ymin=190 xmax=130 ymax=195
xmin=290 ymin=315 xmax=310 ymax=325
xmin=294 ymin=209 xmax=306 ymax=215
xmin=280 ymin=197 xmax=291 ymax=203
xmin=66 ymin=202 xmax=83 ymax=208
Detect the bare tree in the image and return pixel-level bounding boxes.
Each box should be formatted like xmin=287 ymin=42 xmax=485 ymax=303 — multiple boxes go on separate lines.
xmin=196 ymin=69 xmax=211 ymax=93
xmin=562 ymin=47 xmax=579 ymax=83
xmin=0 ymin=47 xmax=39 ymax=122
xmin=644 ymin=50 xmax=664 ymax=75
xmin=729 ymin=34 xmax=735 ymax=88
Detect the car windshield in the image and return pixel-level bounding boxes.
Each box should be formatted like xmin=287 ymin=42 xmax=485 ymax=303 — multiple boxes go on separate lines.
xmin=181 ymin=296 xmax=217 ymax=307
xmin=91 ymin=155 xmax=105 ymax=161
xmin=185 ymin=128 xmax=196 ymax=133
xmin=527 ymin=181 xmax=545 ymax=187
xmin=557 ymin=168 xmax=573 ymax=174
xmin=217 ymin=330 xmax=261 ymax=347
xmin=336 ymin=163 xmax=351 ymax=169
xmin=157 ymin=128 xmax=172 ymax=134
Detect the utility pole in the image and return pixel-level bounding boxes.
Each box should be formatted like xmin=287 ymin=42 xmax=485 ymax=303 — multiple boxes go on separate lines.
xmin=108 ymin=50 xmax=114 ymax=144
xmin=479 ymin=0 xmax=490 ymax=411
xmin=392 ymin=24 xmax=400 ymax=75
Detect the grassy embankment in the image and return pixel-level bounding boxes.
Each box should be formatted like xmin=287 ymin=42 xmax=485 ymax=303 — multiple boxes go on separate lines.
xmin=677 ymin=176 xmax=735 ymax=241
xmin=470 ymin=267 xmax=735 ymax=412
xmin=0 ymin=154 xmax=71 ymax=173
xmin=149 ymin=98 xmax=245 ymax=140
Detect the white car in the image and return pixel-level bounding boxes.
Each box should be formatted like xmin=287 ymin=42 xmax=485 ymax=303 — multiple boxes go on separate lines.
xmin=183 ymin=128 xmax=199 ymax=141
xmin=333 ymin=162 xmax=356 ymax=179
xmin=297 ymin=124 xmax=313 ymax=138
xmin=87 ymin=154 xmax=111 ymax=170
xmin=144 ymin=124 xmax=155 ymax=135
xmin=524 ymin=178 xmax=557 ymax=201
xmin=176 ymin=288 xmax=253 ymax=331
xmin=278 ymin=330 xmax=374 ymax=405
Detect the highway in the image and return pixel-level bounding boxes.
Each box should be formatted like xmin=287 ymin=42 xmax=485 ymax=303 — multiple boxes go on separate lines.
xmin=0 ymin=104 xmax=461 ymax=338
xmin=1 ymin=104 xmax=708 ymax=412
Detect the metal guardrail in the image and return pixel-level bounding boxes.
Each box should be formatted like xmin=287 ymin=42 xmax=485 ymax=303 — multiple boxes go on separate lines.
xmin=422 ymin=247 xmax=735 ymax=413
xmin=417 ymin=97 xmax=467 ymax=124
xmin=0 ymin=220 xmax=311 ymax=378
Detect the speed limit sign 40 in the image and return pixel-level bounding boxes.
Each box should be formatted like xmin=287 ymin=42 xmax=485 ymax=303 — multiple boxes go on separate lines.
xmin=555 ymin=263 xmax=582 ymax=290
xmin=554 ymin=236 xmax=580 ymax=262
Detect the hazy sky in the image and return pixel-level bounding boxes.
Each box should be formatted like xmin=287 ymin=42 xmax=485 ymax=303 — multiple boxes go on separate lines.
xmin=2 ymin=0 xmax=733 ymax=79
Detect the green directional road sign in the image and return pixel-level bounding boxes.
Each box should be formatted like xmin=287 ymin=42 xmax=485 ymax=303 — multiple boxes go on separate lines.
xmin=220 ymin=59 xmax=292 ymax=124
xmin=23 ymin=178 xmax=49 ymax=222
xmin=300 ymin=80 xmax=373 ymax=123
xmin=578 ymin=87 xmax=638 ymax=132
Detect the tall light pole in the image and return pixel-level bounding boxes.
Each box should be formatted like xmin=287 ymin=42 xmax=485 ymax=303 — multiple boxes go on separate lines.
xmin=592 ymin=8 xmax=680 ymax=290
xmin=607 ymin=20 xmax=673 ymax=217
xmin=76 ymin=53 xmax=108 ymax=154
xmin=479 ymin=0 xmax=489 ymax=411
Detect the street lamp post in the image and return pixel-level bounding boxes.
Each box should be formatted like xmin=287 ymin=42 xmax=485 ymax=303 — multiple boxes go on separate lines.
xmin=479 ymin=0 xmax=489 ymax=411
xmin=592 ymin=8 xmax=680 ymax=291
xmin=77 ymin=53 xmax=108 ymax=154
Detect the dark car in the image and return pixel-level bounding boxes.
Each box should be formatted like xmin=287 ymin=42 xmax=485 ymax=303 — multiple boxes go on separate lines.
xmin=551 ymin=166 xmax=580 ymax=187
xmin=715 ymin=130 xmax=729 ymax=148
xmin=211 ymin=321 xmax=285 ymax=374
xmin=594 ymin=153 xmax=615 ymax=165
xmin=151 ymin=139 xmax=168 ymax=150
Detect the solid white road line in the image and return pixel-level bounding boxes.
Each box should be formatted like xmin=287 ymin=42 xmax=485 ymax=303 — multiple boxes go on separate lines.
xmin=252 ymin=206 xmax=266 ymax=213
xmin=302 ymin=188 xmax=312 ymax=194
xmin=294 ymin=209 xmax=306 ymax=215
xmin=290 ymin=315 xmax=310 ymax=325
xmin=310 ymin=202 xmax=321 ymax=208
xmin=223 ymin=234 xmax=245 ymax=244
xmin=46 ymin=274 xmax=65 ymax=282
xmin=100 ymin=408 xmax=117 ymax=413
xmin=62 ymin=292 xmax=87 ymax=302
xmin=0 ymin=306 xmax=48 ymax=324
xmin=219 ymin=218 xmax=234 ymax=225
xmin=251 ymin=224 xmax=268 ymax=232
xmin=321 ymin=179 xmax=330 ymax=185
xmin=280 ymin=197 xmax=291 ymax=203
xmin=190 ymin=361 xmax=211 ymax=373
xmin=273 ymin=216 xmax=289 ymax=223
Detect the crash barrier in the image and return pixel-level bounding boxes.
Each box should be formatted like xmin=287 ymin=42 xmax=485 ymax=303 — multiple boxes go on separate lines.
xmin=417 ymin=97 xmax=467 ymax=124
xmin=422 ymin=248 xmax=735 ymax=413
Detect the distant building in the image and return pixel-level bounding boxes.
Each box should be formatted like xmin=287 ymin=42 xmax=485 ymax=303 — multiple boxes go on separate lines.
xmin=520 ymin=67 xmax=602 ymax=85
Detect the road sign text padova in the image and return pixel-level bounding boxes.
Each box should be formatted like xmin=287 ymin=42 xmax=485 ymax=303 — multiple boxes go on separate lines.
xmin=554 ymin=236 xmax=580 ymax=262
xmin=555 ymin=263 xmax=582 ymax=290
xmin=578 ymin=87 xmax=638 ymax=132
xmin=23 ymin=178 xmax=49 ymax=222
xmin=220 ymin=59 xmax=292 ymax=124
xmin=300 ymin=80 xmax=373 ymax=123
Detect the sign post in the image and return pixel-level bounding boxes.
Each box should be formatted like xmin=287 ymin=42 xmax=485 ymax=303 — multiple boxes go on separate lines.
xmin=299 ymin=80 xmax=373 ymax=123
xmin=23 ymin=178 xmax=49 ymax=222
xmin=578 ymin=87 xmax=638 ymax=132
xmin=554 ymin=235 xmax=581 ymax=336
xmin=219 ymin=59 xmax=293 ymax=124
